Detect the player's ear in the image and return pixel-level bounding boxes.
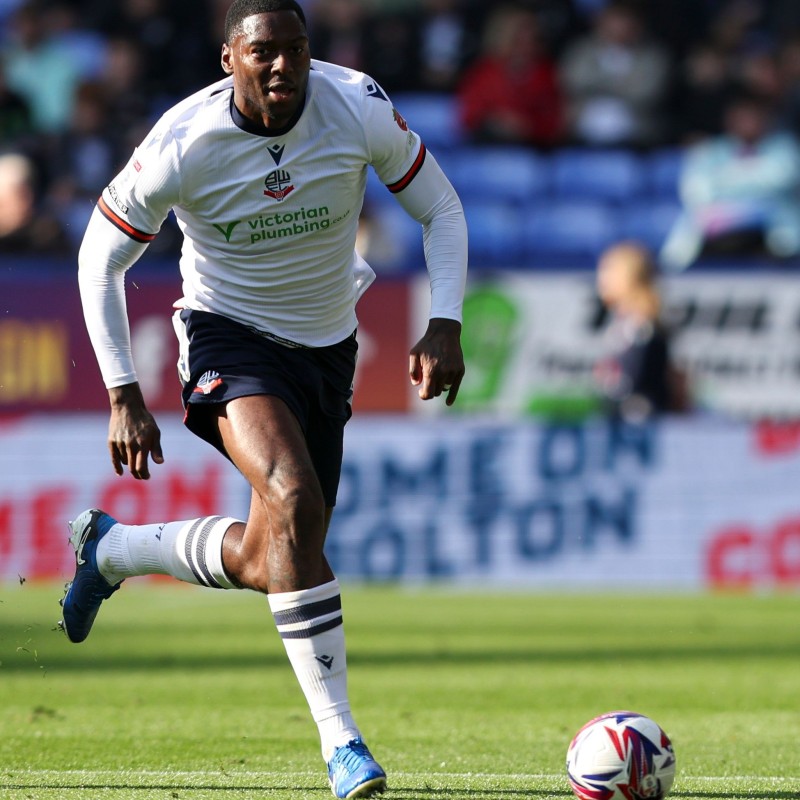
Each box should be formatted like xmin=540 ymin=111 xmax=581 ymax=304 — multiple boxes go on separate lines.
xmin=221 ymin=43 xmax=234 ymax=75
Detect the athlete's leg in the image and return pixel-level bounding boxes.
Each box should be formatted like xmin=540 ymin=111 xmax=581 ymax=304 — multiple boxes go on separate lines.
xmin=212 ymin=392 xmax=331 ymax=592
xmin=212 ymin=393 xmax=384 ymax=793
xmin=87 ymin=394 xmax=327 ymax=593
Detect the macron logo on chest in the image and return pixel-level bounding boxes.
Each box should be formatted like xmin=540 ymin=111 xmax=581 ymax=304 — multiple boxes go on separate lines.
xmin=264 ymin=143 xmax=295 ymax=201
xmin=267 ymin=143 xmax=286 ymax=165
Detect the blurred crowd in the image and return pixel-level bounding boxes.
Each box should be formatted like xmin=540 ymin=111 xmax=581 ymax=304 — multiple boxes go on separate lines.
xmin=3 ymin=0 xmax=800 ymax=260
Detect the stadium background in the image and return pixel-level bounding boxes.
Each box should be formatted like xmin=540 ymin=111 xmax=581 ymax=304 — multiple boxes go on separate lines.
xmin=3 ymin=0 xmax=800 ymax=593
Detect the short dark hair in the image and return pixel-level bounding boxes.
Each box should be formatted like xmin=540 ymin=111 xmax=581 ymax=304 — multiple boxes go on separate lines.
xmin=224 ymin=0 xmax=307 ymax=43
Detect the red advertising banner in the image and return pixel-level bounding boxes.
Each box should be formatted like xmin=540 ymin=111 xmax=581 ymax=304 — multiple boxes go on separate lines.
xmin=0 ymin=264 xmax=411 ymax=414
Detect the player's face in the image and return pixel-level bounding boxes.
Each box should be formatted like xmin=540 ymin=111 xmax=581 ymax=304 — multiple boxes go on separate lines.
xmin=222 ymin=11 xmax=310 ymax=129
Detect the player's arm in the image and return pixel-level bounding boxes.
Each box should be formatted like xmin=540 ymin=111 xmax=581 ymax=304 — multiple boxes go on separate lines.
xmin=78 ymin=205 xmax=163 ymax=480
xmin=391 ymin=152 xmax=468 ymax=405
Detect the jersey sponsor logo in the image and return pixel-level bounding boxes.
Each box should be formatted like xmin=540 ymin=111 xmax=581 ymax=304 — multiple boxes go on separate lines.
xmin=213 ymin=220 xmax=243 ymax=242
xmin=366 ymin=81 xmax=388 ymax=101
xmin=211 ymin=207 xmax=348 ymax=245
xmin=193 ymin=370 xmax=224 ymax=395
xmin=248 ymin=205 xmax=337 ymax=243
xmin=392 ymin=108 xmax=409 ymax=132
xmin=264 ymin=169 xmax=295 ymax=201
xmin=267 ymin=143 xmax=286 ymax=165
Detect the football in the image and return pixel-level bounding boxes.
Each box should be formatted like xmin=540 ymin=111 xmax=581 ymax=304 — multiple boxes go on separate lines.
xmin=566 ymin=710 xmax=676 ymax=800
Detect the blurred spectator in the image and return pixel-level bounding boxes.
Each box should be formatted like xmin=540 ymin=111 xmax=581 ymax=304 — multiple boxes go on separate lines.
xmin=359 ymin=8 xmax=420 ymax=93
xmin=778 ymin=34 xmax=800 ymax=138
xmin=521 ymin=0 xmax=584 ymax=57
xmin=101 ymin=36 xmax=153 ymax=153
xmin=673 ymin=43 xmax=737 ymax=143
xmin=45 ymin=0 xmax=107 ymax=81
xmin=593 ymin=241 xmax=687 ymax=420
xmin=310 ymin=0 xmax=370 ymax=71
xmin=706 ymin=0 xmax=763 ymax=60
xmin=737 ymin=46 xmax=783 ymax=107
xmin=353 ymin=0 xmax=482 ymax=95
xmin=0 ymin=60 xmax=32 ymax=146
xmin=456 ymin=5 xmax=564 ymax=149
xmin=414 ymin=0 xmax=481 ymax=92
xmin=661 ymin=89 xmax=800 ymax=270
xmin=0 ymin=151 xmax=68 ymax=253
xmin=45 ymin=79 xmax=119 ymax=248
xmin=1 ymin=1 xmax=83 ymax=133
xmin=81 ymin=0 xmax=217 ymax=107
xmin=638 ymin=0 xmax=716 ymax=61
xmin=559 ymin=1 xmax=671 ymax=148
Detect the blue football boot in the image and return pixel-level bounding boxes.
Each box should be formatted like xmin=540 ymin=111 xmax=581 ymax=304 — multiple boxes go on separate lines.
xmin=327 ymin=738 xmax=387 ymax=799
xmin=59 ymin=509 xmax=122 ymax=643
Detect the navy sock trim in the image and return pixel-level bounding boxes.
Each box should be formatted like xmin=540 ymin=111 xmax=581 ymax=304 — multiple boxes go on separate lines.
xmin=272 ymin=595 xmax=342 ymax=626
xmin=278 ymin=615 xmax=343 ymax=639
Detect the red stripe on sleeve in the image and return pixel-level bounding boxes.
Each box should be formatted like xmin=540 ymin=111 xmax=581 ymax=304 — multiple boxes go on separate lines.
xmin=97 ymin=196 xmax=157 ymax=243
xmin=387 ymin=144 xmax=427 ymax=194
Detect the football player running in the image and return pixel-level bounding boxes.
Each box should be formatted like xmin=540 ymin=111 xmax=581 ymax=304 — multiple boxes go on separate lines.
xmin=60 ymin=1 xmax=467 ymax=797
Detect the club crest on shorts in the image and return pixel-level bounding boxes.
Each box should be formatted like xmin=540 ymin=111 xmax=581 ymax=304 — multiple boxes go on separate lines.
xmin=193 ymin=370 xmax=224 ymax=395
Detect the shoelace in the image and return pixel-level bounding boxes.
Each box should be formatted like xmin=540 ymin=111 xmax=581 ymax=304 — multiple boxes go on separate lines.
xmin=332 ymin=740 xmax=372 ymax=772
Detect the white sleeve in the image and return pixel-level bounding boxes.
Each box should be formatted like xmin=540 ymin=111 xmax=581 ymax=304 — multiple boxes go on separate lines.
xmin=391 ymin=150 xmax=468 ymax=322
xmin=360 ymin=78 xmax=468 ymax=322
xmin=78 ymin=207 xmax=150 ymax=388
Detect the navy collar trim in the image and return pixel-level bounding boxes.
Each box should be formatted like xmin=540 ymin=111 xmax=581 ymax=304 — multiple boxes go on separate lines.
xmin=229 ymin=91 xmax=305 ymax=137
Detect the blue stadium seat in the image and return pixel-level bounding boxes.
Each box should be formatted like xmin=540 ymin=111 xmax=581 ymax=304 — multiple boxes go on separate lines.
xmin=618 ymin=199 xmax=682 ymax=251
xmin=462 ymin=199 xmax=524 ymax=265
xmin=446 ymin=146 xmax=550 ymax=205
xmin=524 ymin=200 xmax=621 ymax=260
xmin=360 ymin=201 xmax=425 ymax=271
xmin=391 ymin=92 xmax=464 ymax=150
xmin=646 ymin=148 xmax=685 ymax=200
xmin=551 ymin=149 xmax=645 ymax=203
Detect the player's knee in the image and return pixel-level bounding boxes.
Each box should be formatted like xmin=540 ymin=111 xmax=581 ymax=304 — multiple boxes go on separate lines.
xmin=271 ymin=480 xmax=325 ymax=539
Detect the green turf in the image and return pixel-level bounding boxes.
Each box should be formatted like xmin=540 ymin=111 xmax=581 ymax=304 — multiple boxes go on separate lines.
xmin=0 ymin=583 xmax=798 ymax=799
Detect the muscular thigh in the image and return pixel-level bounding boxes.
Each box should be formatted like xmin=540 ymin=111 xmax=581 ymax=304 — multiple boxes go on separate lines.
xmin=214 ymin=394 xmax=321 ymax=498
xmin=177 ymin=310 xmax=356 ymax=507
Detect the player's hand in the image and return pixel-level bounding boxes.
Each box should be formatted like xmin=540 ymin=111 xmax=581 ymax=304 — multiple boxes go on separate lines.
xmin=409 ymin=317 xmax=465 ymax=406
xmin=107 ymin=382 xmax=164 ymax=480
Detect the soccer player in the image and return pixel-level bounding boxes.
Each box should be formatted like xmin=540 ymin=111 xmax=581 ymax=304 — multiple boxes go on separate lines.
xmin=59 ymin=0 xmax=468 ymax=797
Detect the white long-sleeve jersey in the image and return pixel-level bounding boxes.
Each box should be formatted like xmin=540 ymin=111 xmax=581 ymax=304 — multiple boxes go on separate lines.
xmin=79 ymin=60 xmax=468 ymax=388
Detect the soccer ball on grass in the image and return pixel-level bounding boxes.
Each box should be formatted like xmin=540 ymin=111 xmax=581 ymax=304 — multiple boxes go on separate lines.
xmin=566 ymin=710 xmax=676 ymax=800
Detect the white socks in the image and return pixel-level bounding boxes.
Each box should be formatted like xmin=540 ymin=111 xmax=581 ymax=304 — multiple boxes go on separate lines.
xmin=95 ymin=516 xmax=237 ymax=589
xmin=268 ymin=579 xmax=360 ymax=760
xmin=96 ymin=519 xmax=358 ymax=761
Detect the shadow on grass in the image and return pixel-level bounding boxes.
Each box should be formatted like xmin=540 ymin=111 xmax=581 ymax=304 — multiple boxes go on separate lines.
xmin=1 ymin=638 xmax=799 ymax=674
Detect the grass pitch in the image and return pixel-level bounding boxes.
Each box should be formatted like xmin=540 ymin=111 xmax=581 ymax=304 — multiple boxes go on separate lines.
xmin=0 ymin=583 xmax=798 ymax=799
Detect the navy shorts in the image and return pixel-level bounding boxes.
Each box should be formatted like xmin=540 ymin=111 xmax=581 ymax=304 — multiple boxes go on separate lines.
xmin=174 ymin=309 xmax=357 ymax=507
